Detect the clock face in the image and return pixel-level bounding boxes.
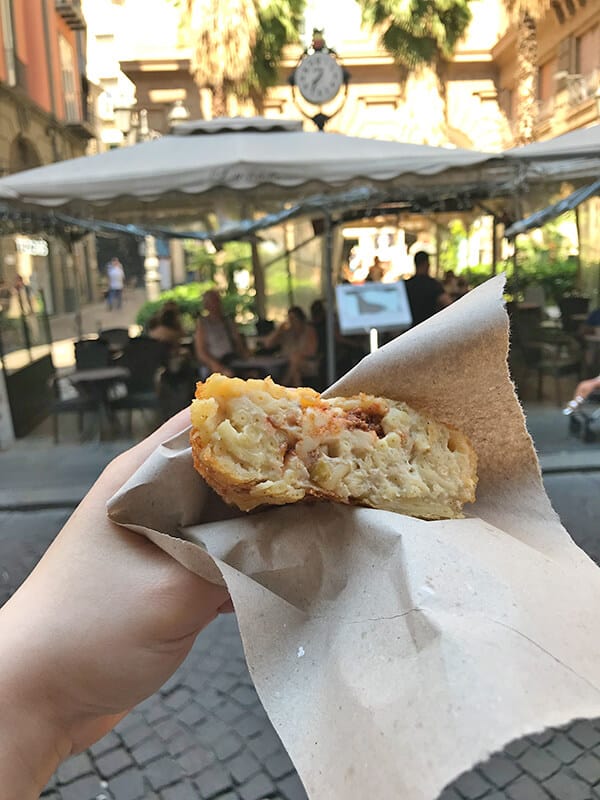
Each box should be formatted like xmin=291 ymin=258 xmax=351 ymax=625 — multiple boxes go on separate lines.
xmin=295 ymin=51 xmax=344 ymax=106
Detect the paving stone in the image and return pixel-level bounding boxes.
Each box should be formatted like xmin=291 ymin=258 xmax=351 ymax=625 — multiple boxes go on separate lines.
xmin=114 ymin=713 xmax=143 ymax=735
xmin=212 ymin=673 xmax=240 ymax=693
xmin=119 ymin=721 xmax=154 ymax=748
xmin=90 ymin=731 xmax=122 ymax=758
xmin=195 ymin=763 xmax=235 ymax=798
xmin=519 ymin=747 xmax=563 ymax=781
xmin=143 ymin=703 xmax=172 ymax=725
xmin=131 ymin=736 xmax=166 ymax=766
xmin=505 ymin=774 xmax=552 ymax=800
xmin=247 ymin=729 xmax=283 ymax=761
xmin=144 ymin=755 xmax=185 ymax=791
xmin=232 ymin=685 xmax=259 ymax=707
xmin=155 ymin=718 xmax=187 ymax=743
xmin=548 ymin=734 xmax=584 ymax=765
xmin=167 ymin=732 xmax=194 ymax=757
xmin=178 ymin=701 xmax=206 ymax=727
xmin=529 ymin=730 xmax=556 ymax=747
xmin=543 ymin=771 xmax=593 ymax=800
xmin=437 ymin=789 xmax=462 ymax=800
xmin=56 ymin=752 xmax=94 ymax=784
xmin=236 ymin=713 xmax=266 ymax=739
xmin=215 ymin=700 xmax=247 ymax=724
xmin=211 ymin=793 xmax=241 ymax=800
xmin=164 ymin=687 xmax=193 ymax=711
xmin=503 ymin=739 xmax=530 ymax=759
xmin=451 ymin=770 xmax=493 ymax=799
xmin=277 ymin=772 xmax=309 ymax=800
xmin=106 ymin=766 xmax=146 ymax=800
xmin=264 ymin=751 xmax=295 ymax=781
xmin=571 ymin=752 xmax=600 ymax=784
xmin=58 ymin=774 xmax=104 ymax=800
xmin=477 ymin=755 xmax=522 ymax=789
xmin=214 ymin=732 xmax=245 ymax=760
xmin=161 ymin=780 xmax=200 ymax=800
xmin=159 ymin=673 xmax=185 ymax=695
xmin=178 ymin=744 xmax=216 ymax=776
xmin=239 ymin=771 xmax=276 ymax=800
xmin=96 ymin=746 xmax=134 ymax=779
xmin=568 ymin=721 xmax=600 ymax=750
xmin=229 ymin=750 xmax=261 ymax=784
xmin=196 ymin=717 xmax=231 ymax=747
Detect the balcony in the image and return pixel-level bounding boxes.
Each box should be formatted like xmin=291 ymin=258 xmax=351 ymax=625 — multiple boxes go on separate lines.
xmin=55 ymin=0 xmax=86 ymax=30
xmin=565 ymin=70 xmax=600 ymax=108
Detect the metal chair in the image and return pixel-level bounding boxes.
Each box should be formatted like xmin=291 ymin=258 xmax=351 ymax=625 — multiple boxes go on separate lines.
xmin=98 ymin=327 xmax=130 ymax=356
xmin=74 ymin=337 xmax=111 ymax=370
xmin=532 ymin=328 xmax=583 ymax=406
xmin=110 ymin=336 xmax=169 ymax=434
xmin=49 ymin=373 xmax=99 ymax=443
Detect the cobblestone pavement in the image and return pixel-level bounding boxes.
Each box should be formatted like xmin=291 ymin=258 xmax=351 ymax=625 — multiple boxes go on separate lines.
xmin=1 ymin=471 xmax=600 ymax=799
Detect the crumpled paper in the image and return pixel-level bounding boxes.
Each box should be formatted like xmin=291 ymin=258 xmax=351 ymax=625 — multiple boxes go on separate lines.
xmin=108 ymin=275 xmax=600 ymax=800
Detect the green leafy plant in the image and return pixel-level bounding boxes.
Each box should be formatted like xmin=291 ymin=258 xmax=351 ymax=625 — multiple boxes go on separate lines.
xmin=135 ymin=282 xmax=254 ymax=332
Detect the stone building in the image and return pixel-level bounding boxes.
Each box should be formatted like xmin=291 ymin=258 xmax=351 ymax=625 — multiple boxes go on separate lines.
xmin=0 ymin=0 xmax=97 ymax=314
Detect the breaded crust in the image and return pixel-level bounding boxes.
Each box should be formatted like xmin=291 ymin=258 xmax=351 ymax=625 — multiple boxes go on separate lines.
xmin=190 ymin=374 xmax=477 ymax=519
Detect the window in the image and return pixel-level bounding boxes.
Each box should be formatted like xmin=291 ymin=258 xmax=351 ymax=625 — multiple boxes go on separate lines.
xmin=0 ymin=0 xmax=16 ymax=86
xmin=59 ymin=34 xmax=80 ymax=122
xmin=538 ymin=58 xmax=557 ymax=102
xmin=575 ymin=26 xmax=599 ymax=77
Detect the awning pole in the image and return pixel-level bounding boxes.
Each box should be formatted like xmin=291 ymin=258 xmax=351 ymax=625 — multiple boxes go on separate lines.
xmin=323 ymin=212 xmax=336 ymax=388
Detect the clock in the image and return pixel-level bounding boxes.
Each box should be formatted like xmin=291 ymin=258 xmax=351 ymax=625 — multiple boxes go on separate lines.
xmin=294 ymin=51 xmax=344 ymax=106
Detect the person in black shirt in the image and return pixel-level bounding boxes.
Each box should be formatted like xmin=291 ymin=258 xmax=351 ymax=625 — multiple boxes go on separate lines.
xmin=405 ymin=251 xmax=452 ymax=326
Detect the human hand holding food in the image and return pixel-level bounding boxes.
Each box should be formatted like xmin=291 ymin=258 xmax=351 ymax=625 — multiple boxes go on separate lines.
xmin=0 ymin=410 xmax=230 ymax=800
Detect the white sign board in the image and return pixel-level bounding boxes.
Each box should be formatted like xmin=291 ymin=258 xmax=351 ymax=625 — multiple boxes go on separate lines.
xmin=335 ymin=282 xmax=412 ymax=335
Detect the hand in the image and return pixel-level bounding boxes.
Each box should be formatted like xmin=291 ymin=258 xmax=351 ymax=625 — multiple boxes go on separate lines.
xmin=0 ymin=410 xmax=230 ymax=798
xmin=311 ymin=69 xmax=323 ymax=91
xmin=574 ymin=376 xmax=600 ymax=400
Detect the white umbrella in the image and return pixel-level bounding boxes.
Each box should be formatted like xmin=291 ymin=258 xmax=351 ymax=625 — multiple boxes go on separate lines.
xmin=0 ymin=118 xmax=506 ymax=219
xmin=506 ymin=123 xmax=600 ymax=160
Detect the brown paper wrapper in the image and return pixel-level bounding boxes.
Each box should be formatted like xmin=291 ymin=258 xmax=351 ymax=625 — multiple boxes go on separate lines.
xmin=108 ymin=276 xmax=600 ymax=800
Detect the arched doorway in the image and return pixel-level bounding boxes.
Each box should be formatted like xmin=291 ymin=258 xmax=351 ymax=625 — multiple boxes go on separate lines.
xmin=8 ymin=135 xmax=42 ymax=173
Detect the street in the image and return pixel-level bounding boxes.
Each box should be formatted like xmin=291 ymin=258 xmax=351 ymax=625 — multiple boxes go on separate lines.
xmin=1 ymin=469 xmax=599 ymax=799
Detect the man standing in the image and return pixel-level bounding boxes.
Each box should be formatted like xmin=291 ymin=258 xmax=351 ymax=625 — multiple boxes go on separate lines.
xmin=106 ymin=258 xmax=125 ymax=311
xmin=405 ymin=251 xmax=452 ymax=326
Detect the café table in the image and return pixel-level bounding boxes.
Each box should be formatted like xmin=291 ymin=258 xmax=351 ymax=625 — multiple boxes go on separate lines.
xmin=69 ymin=366 xmax=130 ymax=437
xmin=229 ymin=354 xmax=288 ymax=383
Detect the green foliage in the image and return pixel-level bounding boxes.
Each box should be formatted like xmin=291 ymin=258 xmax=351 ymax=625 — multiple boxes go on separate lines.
xmin=240 ymin=0 xmax=306 ymax=100
xmin=357 ymin=0 xmax=474 ymax=71
xmin=135 ymin=282 xmax=254 ymax=331
xmin=460 ymin=264 xmax=495 ymax=287
xmin=505 ymin=254 xmax=579 ymax=304
xmin=439 ymin=219 xmax=467 ymax=273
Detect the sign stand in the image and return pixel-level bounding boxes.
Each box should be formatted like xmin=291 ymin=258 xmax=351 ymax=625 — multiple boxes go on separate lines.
xmin=369 ymin=327 xmax=379 ymax=353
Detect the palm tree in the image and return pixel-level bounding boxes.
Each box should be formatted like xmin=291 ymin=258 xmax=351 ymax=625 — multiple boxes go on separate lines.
xmin=356 ymin=0 xmax=475 ymax=145
xmin=357 ymin=0 xmax=474 ymax=79
xmin=502 ymin=0 xmax=550 ymax=145
xmin=183 ymin=0 xmax=258 ymax=117
xmin=182 ymin=0 xmax=305 ymax=117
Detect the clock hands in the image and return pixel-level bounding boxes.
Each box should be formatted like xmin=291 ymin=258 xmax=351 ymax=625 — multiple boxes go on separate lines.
xmin=311 ymin=69 xmax=323 ymax=91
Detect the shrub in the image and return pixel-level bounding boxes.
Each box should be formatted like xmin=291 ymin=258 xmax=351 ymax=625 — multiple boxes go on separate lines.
xmin=135 ymin=282 xmax=254 ymax=332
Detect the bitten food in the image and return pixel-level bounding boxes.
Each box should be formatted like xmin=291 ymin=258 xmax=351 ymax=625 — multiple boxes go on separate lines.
xmin=190 ymin=374 xmax=477 ymax=519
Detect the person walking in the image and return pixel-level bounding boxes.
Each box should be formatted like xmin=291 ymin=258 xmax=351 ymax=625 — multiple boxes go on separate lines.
xmin=106 ymin=258 xmax=125 ymax=311
xmin=405 ymin=251 xmax=452 ymax=326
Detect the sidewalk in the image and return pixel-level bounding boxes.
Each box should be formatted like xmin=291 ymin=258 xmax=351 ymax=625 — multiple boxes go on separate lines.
xmin=1 ymin=287 xmax=146 ymax=373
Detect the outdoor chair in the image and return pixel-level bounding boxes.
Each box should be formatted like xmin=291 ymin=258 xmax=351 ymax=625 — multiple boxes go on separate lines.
xmin=531 ymin=328 xmax=583 ymax=406
xmin=98 ymin=327 xmax=130 ymax=356
xmin=559 ymin=296 xmax=589 ymax=336
xmin=49 ymin=372 xmax=99 ymax=444
xmin=74 ymin=337 xmax=111 ymax=370
xmin=110 ymin=336 xmax=169 ymax=435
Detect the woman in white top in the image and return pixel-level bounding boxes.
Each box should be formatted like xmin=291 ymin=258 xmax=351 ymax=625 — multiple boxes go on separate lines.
xmin=194 ymin=290 xmax=248 ymax=377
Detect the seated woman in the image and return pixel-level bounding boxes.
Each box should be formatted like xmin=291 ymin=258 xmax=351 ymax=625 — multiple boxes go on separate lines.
xmin=194 ymin=289 xmax=248 ymax=377
xmin=148 ymin=303 xmax=185 ymax=349
xmin=262 ymin=305 xmax=319 ymax=387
